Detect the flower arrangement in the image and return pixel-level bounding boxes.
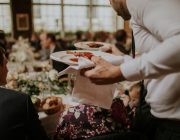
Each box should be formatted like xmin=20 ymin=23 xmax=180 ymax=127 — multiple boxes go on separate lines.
xmin=6 ymin=69 xmax=68 ymax=96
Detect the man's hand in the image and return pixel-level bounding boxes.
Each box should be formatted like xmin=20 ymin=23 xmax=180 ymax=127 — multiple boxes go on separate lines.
xmin=100 ymin=45 xmax=124 ymax=56
xmin=81 ymin=56 xmax=126 ymax=85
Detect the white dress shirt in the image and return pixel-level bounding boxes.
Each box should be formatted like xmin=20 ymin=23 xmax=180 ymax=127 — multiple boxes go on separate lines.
xmin=120 ymin=0 xmax=180 ymax=119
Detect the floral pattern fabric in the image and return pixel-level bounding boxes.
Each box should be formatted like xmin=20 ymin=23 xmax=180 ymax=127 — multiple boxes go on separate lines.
xmin=55 ymin=98 xmax=130 ymax=140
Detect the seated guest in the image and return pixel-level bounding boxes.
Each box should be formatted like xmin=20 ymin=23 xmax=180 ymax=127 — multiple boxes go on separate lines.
xmin=93 ymin=31 xmax=109 ymax=42
xmin=54 ymin=84 xmax=141 ymax=140
xmin=0 ymin=30 xmax=11 ymax=58
xmin=40 ymin=32 xmax=68 ymax=72
xmin=30 ymin=32 xmax=41 ymax=52
xmin=0 ymin=30 xmax=7 ymax=51
xmin=0 ymin=46 xmax=50 ymax=140
xmin=55 ymin=98 xmax=129 ymax=140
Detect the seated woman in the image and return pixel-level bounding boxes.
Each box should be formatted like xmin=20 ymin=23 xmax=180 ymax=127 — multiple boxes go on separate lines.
xmin=0 ymin=40 xmax=49 ymax=140
xmin=54 ymin=83 xmax=141 ymax=140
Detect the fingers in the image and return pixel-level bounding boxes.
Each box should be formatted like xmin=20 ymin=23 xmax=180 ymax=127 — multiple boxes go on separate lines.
xmin=80 ymin=67 xmax=93 ymax=76
xmin=80 ymin=56 xmax=105 ymax=78
xmin=91 ymin=56 xmax=101 ymax=64
xmin=84 ymin=68 xmax=98 ymax=78
xmin=91 ymin=56 xmax=109 ymax=65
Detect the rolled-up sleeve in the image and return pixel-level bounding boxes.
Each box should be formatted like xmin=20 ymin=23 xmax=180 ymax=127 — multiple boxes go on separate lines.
xmin=120 ymin=34 xmax=180 ymax=81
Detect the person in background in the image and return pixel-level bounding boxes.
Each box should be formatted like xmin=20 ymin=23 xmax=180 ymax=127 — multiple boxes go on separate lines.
xmin=0 ymin=30 xmax=7 ymax=51
xmin=82 ymin=31 xmax=93 ymax=41
xmin=114 ymin=29 xmax=131 ymax=55
xmin=0 ymin=45 xmax=50 ymax=140
xmin=0 ymin=30 xmax=11 ymax=58
xmin=54 ymin=81 xmax=142 ymax=140
xmin=84 ymin=0 xmax=180 ymax=140
xmin=55 ymin=94 xmax=139 ymax=140
xmin=40 ymin=32 xmax=68 ymax=72
xmin=93 ymin=31 xmax=109 ymax=42
xmin=75 ymin=31 xmax=83 ymax=42
xmin=39 ymin=32 xmax=50 ymax=61
xmin=30 ymin=32 xmax=41 ymax=52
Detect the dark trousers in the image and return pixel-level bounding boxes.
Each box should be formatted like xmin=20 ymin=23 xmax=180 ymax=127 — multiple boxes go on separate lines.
xmin=86 ymin=115 xmax=180 ymax=140
xmin=86 ymin=132 xmax=145 ymax=140
xmin=153 ymin=118 xmax=180 ymax=140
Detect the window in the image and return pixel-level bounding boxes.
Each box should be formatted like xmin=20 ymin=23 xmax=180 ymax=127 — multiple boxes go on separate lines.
xmin=32 ymin=0 xmax=124 ymax=33
xmin=64 ymin=0 xmax=87 ymax=5
xmin=64 ymin=6 xmax=89 ymax=32
xmin=91 ymin=0 xmax=118 ymax=32
xmin=0 ymin=0 xmax=12 ymax=33
xmin=117 ymin=16 xmax=124 ymax=29
xmin=33 ymin=0 xmax=61 ymax=4
xmin=63 ymin=0 xmax=89 ymax=32
xmin=33 ymin=0 xmax=61 ymax=32
xmin=0 ymin=0 xmax=9 ymax=3
xmin=92 ymin=6 xmax=116 ymax=32
xmin=92 ymin=0 xmax=110 ymax=5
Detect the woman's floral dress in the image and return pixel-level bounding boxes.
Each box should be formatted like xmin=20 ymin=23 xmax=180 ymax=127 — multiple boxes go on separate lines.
xmin=55 ymin=98 xmax=130 ymax=140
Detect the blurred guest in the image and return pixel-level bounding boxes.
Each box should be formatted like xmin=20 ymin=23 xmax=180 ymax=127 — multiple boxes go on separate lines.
xmin=39 ymin=32 xmax=50 ymax=61
xmin=0 ymin=46 xmax=50 ymax=140
xmin=55 ymin=84 xmax=142 ymax=140
xmin=0 ymin=30 xmax=10 ymax=58
xmin=40 ymin=32 xmax=68 ymax=72
xmin=30 ymin=32 xmax=41 ymax=52
xmin=0 ymin=30 xmax=7 ymax=51
xmin=75 ymin=31 xmax=83 ymax=42
xmin=82 ymin=31 xmax=93 ymax=41
xmin=93 ymin=31 xmax=109 ymax=42
xmin=66 ymin=31 xmax=85 ymax=50
xmin=57 ymin=38 xmax=67 ymax=50
xmin=114 ymin=29 xmax=131 ymax=55
xmin=57 ymin=37 xmax=77 ymax=51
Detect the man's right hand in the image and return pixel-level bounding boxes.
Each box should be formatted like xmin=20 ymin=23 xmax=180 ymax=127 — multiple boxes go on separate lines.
xmin=81 ymin=56 xmax=126 ymax=85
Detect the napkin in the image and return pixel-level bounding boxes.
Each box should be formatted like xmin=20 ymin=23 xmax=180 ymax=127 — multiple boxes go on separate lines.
xmin=59 ymin=51 xmax=124 ymax=75
xmin=58 ymin=52 xmax=124 ymax=109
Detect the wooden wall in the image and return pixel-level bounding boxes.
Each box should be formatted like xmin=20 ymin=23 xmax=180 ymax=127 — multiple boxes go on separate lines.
xmin=11 ymin=0 xmax=33 ymax=39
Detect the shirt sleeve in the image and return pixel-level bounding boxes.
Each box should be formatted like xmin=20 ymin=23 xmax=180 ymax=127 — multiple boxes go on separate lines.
xmin=120 ymin=34 xmax=180 ymax=81
xmin=130 ymin=17 xmax=161 ymax=54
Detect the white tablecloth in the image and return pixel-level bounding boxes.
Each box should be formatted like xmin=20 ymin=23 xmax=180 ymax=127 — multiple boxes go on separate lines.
xmin=39 ymin=111 xmax=61 ymax=136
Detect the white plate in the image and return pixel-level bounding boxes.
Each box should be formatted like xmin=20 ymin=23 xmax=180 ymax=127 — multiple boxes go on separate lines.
xmin=50 ymin=50 xmax=122 ymax=66
xmin=74 ymin=41 xmax=110 ymax=51
xmin=51 ymin=50 xmax=97 ymax=65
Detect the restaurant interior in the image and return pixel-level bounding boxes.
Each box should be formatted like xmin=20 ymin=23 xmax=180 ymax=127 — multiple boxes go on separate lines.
xmin=0 ymin=0 xmax=143 ymax=139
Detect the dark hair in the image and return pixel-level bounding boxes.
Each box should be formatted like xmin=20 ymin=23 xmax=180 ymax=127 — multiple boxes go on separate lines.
xmin=76 ymin=31 xmax=83 ymax=40
xmin=0 ymin=30 xmax=7 ymax=50
xmin=0 ymin=30 xmax=5 ymax=40
xmin=115 ymin=29 xmax=127 ymax=42
xmin=0 ymin=47 xmax=5 ymax=66
xmin=93 ymin=31 xmax=108 ymax=42
xmin=47 ymin=33 xmax=56 ymax=42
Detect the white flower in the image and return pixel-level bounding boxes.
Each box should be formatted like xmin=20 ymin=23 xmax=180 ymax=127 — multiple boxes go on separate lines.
xmin=74 ymin=111 xmax=80 ymax=119
xmin=48 ymin=69 xmax=58 ymax=81
xmin=17 ymin=51 xmax=27 ymax=62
